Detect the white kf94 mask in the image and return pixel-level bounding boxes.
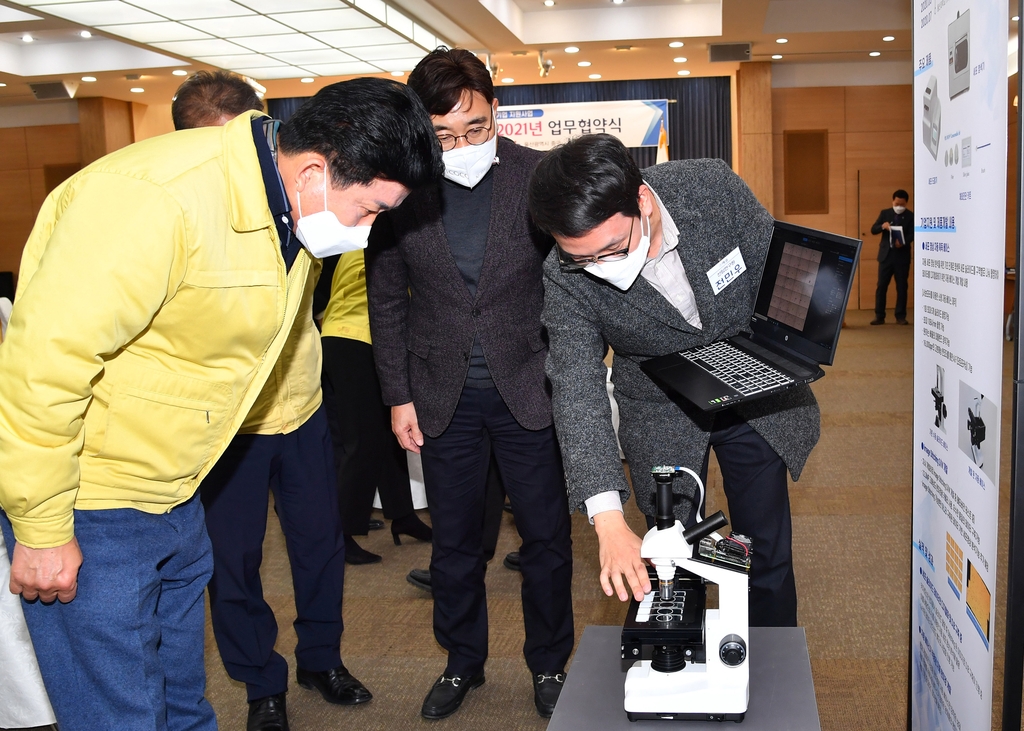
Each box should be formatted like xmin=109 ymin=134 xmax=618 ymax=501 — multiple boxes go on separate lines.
xmin=442 ymin=134 xmax=498 ymax=188
xmin=294 ymin=180 xmax=371 ymax=258
xmin=586 ymin=215 xmax=652 ymax=291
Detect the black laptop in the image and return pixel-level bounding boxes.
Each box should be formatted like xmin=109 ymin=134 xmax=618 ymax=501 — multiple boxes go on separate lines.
xmin=640 ymin=221 xmax=861 ymax=413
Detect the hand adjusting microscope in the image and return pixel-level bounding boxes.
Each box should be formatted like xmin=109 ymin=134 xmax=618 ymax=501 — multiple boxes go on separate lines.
xmin=621 ymin=466 xmax=751 ymax=722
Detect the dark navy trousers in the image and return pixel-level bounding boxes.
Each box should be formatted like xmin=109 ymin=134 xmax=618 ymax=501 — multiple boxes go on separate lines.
xmin=200 ymin=405 xmax=345 ymax=701
xmin=420 ymin=386 xmax=574 ymax=677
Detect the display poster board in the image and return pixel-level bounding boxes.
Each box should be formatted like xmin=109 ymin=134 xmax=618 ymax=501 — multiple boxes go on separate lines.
xmin=495 ymin=99 xmax=669 ymax=151
xmin=911 ymin=1 xmax=1007 ymax=729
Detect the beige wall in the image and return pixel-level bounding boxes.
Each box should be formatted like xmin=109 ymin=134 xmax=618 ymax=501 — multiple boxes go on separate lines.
xmin=132 ymin=102 xmax=174 ymax=142
xmin=771 ymin=85 xmax=914 ymax=309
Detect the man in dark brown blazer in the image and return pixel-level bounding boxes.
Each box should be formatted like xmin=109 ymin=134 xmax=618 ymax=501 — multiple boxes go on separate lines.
xmin=365 ymin=48 xmax=573 ymax=722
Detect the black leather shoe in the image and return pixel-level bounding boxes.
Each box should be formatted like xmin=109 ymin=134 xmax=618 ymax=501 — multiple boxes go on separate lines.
xmin=247 ymin=693 xmax=289 ymax=731
xmin=532 ymin=672 xmax=565 ymax=718
xmin=367 ymin=518 xmax=384 ymax=531
xmin=421 ymin=672 xmax=485 ymax=719
xmin=407 ymin=567 xmax=432 ymax=593
xmin=344 ymin=535 xmax=382 ymax=565
xmin=503 ymin=551 xmax=521 ymax=571
xmin=296 ymin=665 xmax=372 ymax=706
xmin=391 ymin=512 xmax=433 ymax=545
xmin=870 ymin=318 xmax=885 ymax=325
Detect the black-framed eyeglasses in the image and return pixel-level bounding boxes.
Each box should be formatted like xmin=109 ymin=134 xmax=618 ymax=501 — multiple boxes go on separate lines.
xmin=556 ymin=218 xmax=635 ymax=271
xmin=435 ymin=115 xmax=494 ymax=151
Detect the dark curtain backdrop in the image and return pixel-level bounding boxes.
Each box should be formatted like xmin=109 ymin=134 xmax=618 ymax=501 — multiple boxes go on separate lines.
xmin=268 ymin=75 xmax=731 ymax=168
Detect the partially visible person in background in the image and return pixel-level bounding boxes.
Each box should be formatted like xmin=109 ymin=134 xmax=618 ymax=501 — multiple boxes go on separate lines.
xmin=318 ymin=249 xmax=432 ymax=565
xmin=870 ymin=189 xmax=914 ymax=326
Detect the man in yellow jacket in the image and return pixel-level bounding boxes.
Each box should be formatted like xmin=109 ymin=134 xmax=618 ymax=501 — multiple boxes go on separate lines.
xmin=0 ymin=79 xmax=441 ymax=731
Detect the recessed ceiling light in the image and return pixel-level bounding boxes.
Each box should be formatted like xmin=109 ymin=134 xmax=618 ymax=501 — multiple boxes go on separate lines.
xmin=673 ymin=57 xmax=687 ymax=63
xmin=869 ymin=51 xmax=881 ymax=57
xmin=21 ymin=34 xmax=32 ymax=43
xmin=79 ymin=30 xmax=91 ymax=39
xmin=172 ymin=69 xmax=188 ymax=76
xmin=1015 ymin=16 xmax=1020 ymax=21
xmin=578 ymin=61 xmax=591 ymax=67
xmin=0 ymin=83 xmax=6 ymax=88
xmin=589 ymin=73 xmax=602 ymax=79
xmin=614 ymin=45 xmax=632 ymax=51
xmin=130 ymin=87 xmax=145 ymax=93
xmin=300 ymin=77 xmax=315 ymax=83
xmin=669 ymin=41 xmax=684 ymax=48
xmin=776 ymin=38 xmax=789 ymax=44
xmin=391 ymin=70 xmax=404 ymax=76
xmin=544 ymin=0 xmax=555 ymax=5
xmin=82 ymin=76 xmax=97 ymax=82
xmin=772 ymin=54 xmax=783 ymax=60
xmin=882 ymin=35 xmax=895 ymax=41
xmin=677 ymin=70 xmax=691 ymax=76
xmin=612 ymin=0 xmax=625 ymax=4
xmin=565 ymin=46 xmax=579 ymax=53
xmin=501 ymin=77 xmax=515 ymax=83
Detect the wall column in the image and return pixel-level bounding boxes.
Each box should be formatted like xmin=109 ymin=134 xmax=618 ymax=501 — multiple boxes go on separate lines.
xmin=78 ymin=97 xmax=134 ymax=165
xmin=736 ymin=62 xmax=774 ymax=215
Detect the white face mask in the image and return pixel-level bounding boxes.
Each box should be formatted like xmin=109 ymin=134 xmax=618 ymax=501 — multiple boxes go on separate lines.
xmin=586 ymin=215 xmax=652 ymax=291
xmin=442 ymin=133 xmax=497 ymax=188
xmin=294 ymin=179 xmax=371 ymax=258
xmin=893 ymin=205 xmax=907 ymax=214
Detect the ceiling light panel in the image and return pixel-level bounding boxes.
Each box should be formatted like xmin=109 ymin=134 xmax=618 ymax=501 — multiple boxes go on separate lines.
xmin=232 ymin=33 xmax=328 ymax=53
xmin=152 ymin=38 xmax=250 ymax=57
xmin=268 ymin=9 xmax=376 ymax=32
xmin=353 ymin=0 xmax=386 ymax=22
xmin=310 ymin=27 xmax=407 ymax=48
xmin=38 ymin=2 xmax=163 ymax=25
xmin=369 ymin=56 xmax=425 ymax=72
xmin=128 ymin=0 xmax=254 ymax=20
xmin=185 ymin=15 xmax=293 ymax=37
xmin=193 ymin=53 xmax=285 ymax=68
xmin=301 ymin=61 xmax=381 ymax=76
xmin=271 ymin=48 xmax=357 ymax=65
xmin=237 ymin=0 xmax=342 ymax=11
xmin=385 ymin=6 xmax=413 ymax=36
xmin=347 ymin=41 xmax=421 ymax=60
xmin=96 ymin=21 xmax=213 ymax=43
xmin=234 ymin=64 xmax=308 ymax=78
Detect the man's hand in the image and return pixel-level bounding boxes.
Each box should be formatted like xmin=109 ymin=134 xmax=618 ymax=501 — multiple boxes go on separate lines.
xmin=391 ymin=402 xmax=424 ymax=454
xmin=881 ymin=221 xmax=891 ymax=231
xmin=10 ymin=538 xmax=83 ymax=603
xmin=593 ymin=511 xmax=650 ymax=602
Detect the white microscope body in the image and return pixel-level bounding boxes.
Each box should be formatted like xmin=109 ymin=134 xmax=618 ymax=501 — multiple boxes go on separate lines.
xmin=623 ymin=468 xmax=750 ymax=722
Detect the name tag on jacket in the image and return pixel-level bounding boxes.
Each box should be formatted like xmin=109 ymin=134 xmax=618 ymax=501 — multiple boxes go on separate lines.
xmin=706 ymin=247 xmax=746 ymax=295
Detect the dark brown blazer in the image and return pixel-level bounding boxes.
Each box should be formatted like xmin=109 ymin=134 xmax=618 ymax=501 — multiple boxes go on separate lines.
xmin=365 ymin=137 xmax=554 ymax=437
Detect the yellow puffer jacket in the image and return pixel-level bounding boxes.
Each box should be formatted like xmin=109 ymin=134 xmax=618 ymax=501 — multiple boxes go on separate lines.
xmin=321 ymin=249 xmax=371 ymax=345
xmin=0 ymin=112 xmax=309 ymax=548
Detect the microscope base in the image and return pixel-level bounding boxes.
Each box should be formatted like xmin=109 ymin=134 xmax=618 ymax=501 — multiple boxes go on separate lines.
xmin=623 ymin=659 xmax=749 ymax=722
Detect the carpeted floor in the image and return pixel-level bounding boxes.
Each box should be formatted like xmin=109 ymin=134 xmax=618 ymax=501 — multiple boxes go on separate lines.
xmin=203 ymin=307 xmax=1017 ymax=730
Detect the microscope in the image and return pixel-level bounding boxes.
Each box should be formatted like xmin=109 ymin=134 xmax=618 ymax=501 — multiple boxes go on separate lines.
xmin=621 ymin=466 xmax=751 ymax=722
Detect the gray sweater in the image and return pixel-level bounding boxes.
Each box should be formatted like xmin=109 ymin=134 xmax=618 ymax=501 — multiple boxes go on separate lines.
xmin=542 ymin=158 xmax=821 ymax=521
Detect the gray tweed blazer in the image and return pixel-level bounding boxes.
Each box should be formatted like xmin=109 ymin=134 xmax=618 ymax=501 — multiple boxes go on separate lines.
xmin=542 ymin=158 xmax=820 ymax=521
xmin=365 ymin=137 xmax=554 ymax=437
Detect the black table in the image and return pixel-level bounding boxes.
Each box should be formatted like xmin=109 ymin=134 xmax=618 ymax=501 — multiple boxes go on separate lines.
xmin=549 ymin=626 xmax=821 ymax=730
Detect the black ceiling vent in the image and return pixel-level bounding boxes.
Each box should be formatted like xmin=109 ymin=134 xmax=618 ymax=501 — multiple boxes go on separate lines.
xmin=708 ymin=43 xmax=752 ymax=62
xmin=29 ymin=81 xmax=79 ymax=100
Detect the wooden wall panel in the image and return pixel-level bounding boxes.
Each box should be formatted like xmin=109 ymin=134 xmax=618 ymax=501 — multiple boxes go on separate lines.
xmin=0 ymin=128 xmax=28 ymax=172
xmin=772 ymin=87 xmax=845 ymax=134
xmin=737 ymin=62 xmax=774 ymax=214
xmin=132 ymin=102 xmax=174 ymax=142
xmin=845 ymin=85 xmax=914 ymax=133
xmin=26 ymin=124 xmax=80 ymax=169
xmin=743 ymin=133 xmax=774 ymax=212
xmin=78 ymin=97 xmax=133 ymax=165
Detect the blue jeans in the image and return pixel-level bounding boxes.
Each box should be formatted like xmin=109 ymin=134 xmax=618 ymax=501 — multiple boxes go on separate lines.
xmin=0 ymin=494 xmax=217 ymax=731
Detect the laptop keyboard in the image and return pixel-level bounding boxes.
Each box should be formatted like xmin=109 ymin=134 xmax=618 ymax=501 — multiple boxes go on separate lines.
xmin=681 ymin=341 xmax=795 ymax=396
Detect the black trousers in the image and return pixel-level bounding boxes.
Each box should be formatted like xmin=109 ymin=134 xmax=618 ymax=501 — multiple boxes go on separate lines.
xmin=875 ymin=249 xmax=910 ymax=321
xmin=200 ymin=406 xmax=345 ymax=701
xmin=420 ymin=386 xmax=574 ymax=676
xmin=321 ymin=336 xmax=414 ymax=535
xmin=650 ymin=411 xmax=797 ymax=627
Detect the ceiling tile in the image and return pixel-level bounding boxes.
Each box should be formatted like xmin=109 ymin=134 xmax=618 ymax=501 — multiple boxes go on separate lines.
xmin=152 ymin=38 xmax=250 ymax=56
xmin=97 ymin=21 xmax=213 ymax=43
xmin=127 ymin=0 xmax=254 ymax=21
xmin=235 ymin=0 xmax=343 ymax=11
xmin=269 ymin=8 xmax=376 ymax=32
xmin=348 ymin=42 xmax=421 ymax=60
xmin=185 ymin=15 xmax=293 ymax=37
xmin=301 ymin=61 xmax=382 ymax=76
xmin=0 ymin=6 xmax=42 ymax=21
xmin=366 ymin=56 xmax=424 ymax=72
xmin=309 ymin=26 xmax=406 ymax=49
xmin=194 ymin=53 xmax=286 ymax=69
xmin=38 ymin=1 xmax=164 ymax=25
xmin=231 ymin=33 xmax=328 ymax=53
xmin=239 ymin=64 xmax=311 ymax=79
xmin=352 ymin=0 xmax=385 ymax=23
xmin=271 ymin=48 xmax=357 ymax=65
xmin=385 ymin=6 xmax=413 ymax=37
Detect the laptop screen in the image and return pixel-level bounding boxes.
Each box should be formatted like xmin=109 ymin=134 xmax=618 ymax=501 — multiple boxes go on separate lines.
xmin=750 ymin=221 xmax=861 ymax=366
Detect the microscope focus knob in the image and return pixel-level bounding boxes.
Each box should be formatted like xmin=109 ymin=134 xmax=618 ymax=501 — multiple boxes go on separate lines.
xmin=719 ymin=635 xmax=747 ymax=667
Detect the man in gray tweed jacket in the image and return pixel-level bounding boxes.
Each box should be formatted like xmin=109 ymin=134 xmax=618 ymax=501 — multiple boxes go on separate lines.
xmin=528 ymin=134 xmax=820 ymax=627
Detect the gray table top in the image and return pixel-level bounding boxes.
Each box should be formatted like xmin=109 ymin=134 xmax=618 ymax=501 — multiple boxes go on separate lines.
xmin=549 ymin=625 xmax=821 ymax=730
